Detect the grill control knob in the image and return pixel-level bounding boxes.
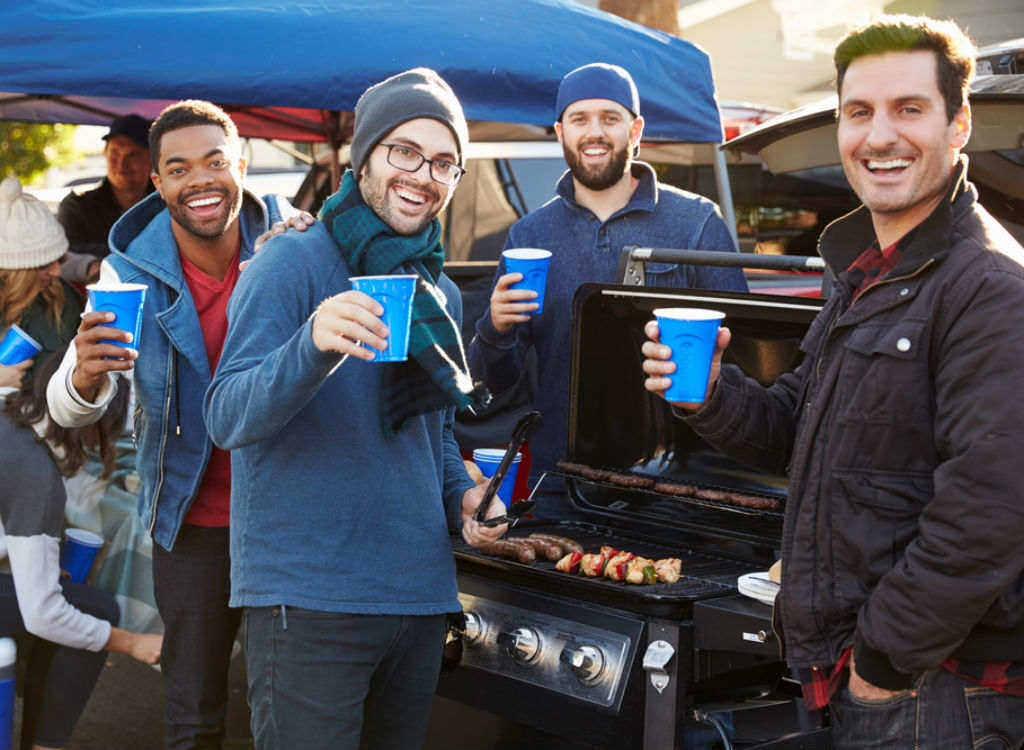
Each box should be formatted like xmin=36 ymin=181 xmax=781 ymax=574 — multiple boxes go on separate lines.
xmin=560 ymin=644 xmax=605 ymax=683
xmin=461 ymin=611 xmax=483 ymax=645
xmin=496 ymin=627 xmax=541 ymax=664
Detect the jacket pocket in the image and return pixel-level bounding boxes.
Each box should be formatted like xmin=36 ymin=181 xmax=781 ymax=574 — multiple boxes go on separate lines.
xmin=832 ymin=320 xmax=932 ymax=461
xmin=841 ymin=320 xmax=925 ymax=361
xmin=829 ymin=469 xmax=932 ymax=610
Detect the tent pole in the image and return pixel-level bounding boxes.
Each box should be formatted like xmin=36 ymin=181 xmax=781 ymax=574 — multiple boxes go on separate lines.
xmin=331 ymin=145 xmax=341 ymax=192
xmin=712 ymin=145 xmax=739 ymax=251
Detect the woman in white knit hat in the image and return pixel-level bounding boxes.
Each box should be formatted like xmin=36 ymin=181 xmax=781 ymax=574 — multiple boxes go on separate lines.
xmin=0 ymin=175 xmax=83 ymax=390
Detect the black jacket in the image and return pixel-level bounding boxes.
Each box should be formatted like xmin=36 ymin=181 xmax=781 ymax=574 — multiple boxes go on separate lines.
xmin=687 ymin=159 xmax=1024 ymax=689
xmin=56 ymin=178 xmax=155 ymax=281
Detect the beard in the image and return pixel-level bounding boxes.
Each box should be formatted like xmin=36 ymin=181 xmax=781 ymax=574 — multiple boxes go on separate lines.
xmin=168 ymin=186 xmax=242 ymax=239
xmin=563 ymin=138 xmax=631 ymax=191
xmin=360 ymin=159 xmax=447 ymax=236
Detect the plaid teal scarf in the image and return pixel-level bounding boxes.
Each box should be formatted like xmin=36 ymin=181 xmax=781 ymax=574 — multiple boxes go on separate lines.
xmin=319 ymin=170 xmax=489 ymax=436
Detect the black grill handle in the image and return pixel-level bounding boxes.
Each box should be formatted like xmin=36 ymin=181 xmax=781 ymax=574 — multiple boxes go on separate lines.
xmin=617 ymin=245 xmax=826 ymax=285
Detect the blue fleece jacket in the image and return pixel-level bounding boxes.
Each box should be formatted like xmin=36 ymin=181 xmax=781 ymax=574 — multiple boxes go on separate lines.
xmin=204 ymin=222 xmax=475 ymax=613
xmin=468 ymin=163 xmax=748 ymax=515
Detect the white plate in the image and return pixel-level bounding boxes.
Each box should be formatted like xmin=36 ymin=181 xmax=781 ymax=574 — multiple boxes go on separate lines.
xmin=737 ymin=571 xmax=780 ymax=606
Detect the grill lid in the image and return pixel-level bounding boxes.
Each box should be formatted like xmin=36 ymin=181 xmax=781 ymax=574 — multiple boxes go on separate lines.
xmin=560 ymin=283 xmax=823 ymax=544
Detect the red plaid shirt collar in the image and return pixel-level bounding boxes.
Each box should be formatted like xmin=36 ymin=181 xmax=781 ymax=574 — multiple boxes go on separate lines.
xmin=842 ymin=229 xmax=915 ymax=301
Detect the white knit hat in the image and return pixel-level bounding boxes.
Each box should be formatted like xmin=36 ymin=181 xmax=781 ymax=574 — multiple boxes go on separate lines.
xmin=0 ymin=176 xmax=69 ymax=270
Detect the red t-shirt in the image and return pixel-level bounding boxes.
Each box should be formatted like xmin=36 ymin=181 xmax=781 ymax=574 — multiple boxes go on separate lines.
xmin=179 ymin=243 xmax=241 ymax=527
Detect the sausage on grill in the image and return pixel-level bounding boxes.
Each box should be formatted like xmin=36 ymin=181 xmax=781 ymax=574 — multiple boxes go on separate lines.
xmin=527 ymin=533 xmax=584 ymax=555
xmin=514 ymin=537 xmax=563 ymax=562
xmin=479 ymin=540 xmax=536 ymax=564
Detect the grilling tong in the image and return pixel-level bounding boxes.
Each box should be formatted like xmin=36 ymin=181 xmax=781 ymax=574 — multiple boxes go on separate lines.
xmin=475 ymin=410 xmax=542 ymax=528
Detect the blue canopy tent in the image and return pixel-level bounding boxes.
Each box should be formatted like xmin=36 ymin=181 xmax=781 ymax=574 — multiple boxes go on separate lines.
xmin=0 ymin=0 xmax=721 ymax=140
xmin=0 ymin=0 xmax=737 ymax=231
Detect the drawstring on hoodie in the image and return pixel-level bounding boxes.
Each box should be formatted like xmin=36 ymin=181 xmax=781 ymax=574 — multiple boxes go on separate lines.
xmin=172 ymin=355 xmax=181 ymax=436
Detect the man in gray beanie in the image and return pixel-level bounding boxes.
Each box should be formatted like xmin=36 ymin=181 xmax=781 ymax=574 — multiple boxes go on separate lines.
xmin=204 ymin=67 xmax=505 ymax=749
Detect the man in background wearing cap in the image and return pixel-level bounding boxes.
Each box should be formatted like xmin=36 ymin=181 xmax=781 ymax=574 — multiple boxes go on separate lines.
xmin=468 ymin=63 xmax=748 ymax=520
xmin=57 ymin=114 xmax=155 ymax=284
xmin=48 ymin=100 xmax=296 ymax=749
xmin=205 ymin=68 xmax=506 ymax=748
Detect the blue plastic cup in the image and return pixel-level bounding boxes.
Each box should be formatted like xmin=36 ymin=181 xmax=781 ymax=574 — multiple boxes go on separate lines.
xmin=87 ymin=282 xmax=148 ymax=351
xmin=0 ymin=638 xmax=14 ymax=750
xmin=503 ymin=248 xmax=551 ymax=314
xmin=472 ymin=449 xmax=522 ymax=505
xmin=653 ymin=308 xmax=726 ymax=403
xmin=60 ymin=528 xmax=105 ymax=585
xmin=349 ymin=275 xmax=418 ymax=362
xmin=0 ymin=324 xmax=42 ymax=366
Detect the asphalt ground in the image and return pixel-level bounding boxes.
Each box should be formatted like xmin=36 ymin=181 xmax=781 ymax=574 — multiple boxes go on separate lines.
xmin=13 ymin=650 xmax=252 ymax=749
xmin=11 ymin=648 xmax=814 ymax=749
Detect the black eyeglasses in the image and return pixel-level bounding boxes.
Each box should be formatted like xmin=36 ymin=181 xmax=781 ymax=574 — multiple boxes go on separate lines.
xmin=377 ymin=143 xmax=466 ymax=186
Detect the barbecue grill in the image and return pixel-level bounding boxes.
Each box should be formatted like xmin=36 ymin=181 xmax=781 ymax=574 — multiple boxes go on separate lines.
xmin=432 ymin=283 xmax=831 ymax=749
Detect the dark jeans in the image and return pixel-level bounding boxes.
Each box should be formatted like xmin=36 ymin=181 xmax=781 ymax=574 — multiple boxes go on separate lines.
xmin=0 ymin=573 xmax=119 ymax=750
xmin=244 ymin=607 xmax=446 ymax=750
xmin=152 ymin=525 xmax=242 ymax=750
xmin=831 ymin=667 xmax=1024 ymax=749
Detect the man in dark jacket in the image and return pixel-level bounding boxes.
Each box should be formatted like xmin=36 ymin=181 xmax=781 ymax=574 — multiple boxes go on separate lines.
xmin=643 ymin=15 xmax=1024 ymax=747
xmin=57 ymin=114 xmax=155 ymax=283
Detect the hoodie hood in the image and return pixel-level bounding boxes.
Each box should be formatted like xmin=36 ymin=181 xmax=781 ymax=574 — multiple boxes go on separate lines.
xmin=108 ymin=188 xmax=270 ymax=289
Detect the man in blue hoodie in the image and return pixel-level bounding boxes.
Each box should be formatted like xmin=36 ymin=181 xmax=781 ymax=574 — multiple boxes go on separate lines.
xmin=204 ymin=69 xmax=507 ymax=749
xmin=468 ymin=63 xmax=748 ymax=522
xmin=47 ymin=100 xmax=295 ymax=749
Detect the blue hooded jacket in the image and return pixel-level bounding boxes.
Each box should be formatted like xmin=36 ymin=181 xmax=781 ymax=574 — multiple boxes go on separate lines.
xmin=104 ymin=190 xmax=284 ymax=550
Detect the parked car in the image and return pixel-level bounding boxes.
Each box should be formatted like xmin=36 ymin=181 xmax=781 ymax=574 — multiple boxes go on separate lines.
xmin=723 ymin=73 xmax=1024 ymax=249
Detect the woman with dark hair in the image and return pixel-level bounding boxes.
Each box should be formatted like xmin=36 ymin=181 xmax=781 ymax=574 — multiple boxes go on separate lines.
xmin=0 ymin=347 xmax=161 ymax=750
xmin=0 ymin=176 xmax=83 ymax=393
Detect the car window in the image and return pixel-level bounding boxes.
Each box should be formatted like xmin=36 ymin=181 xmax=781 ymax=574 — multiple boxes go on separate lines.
xmin=652 ymin=162 xmax=859 ymax=255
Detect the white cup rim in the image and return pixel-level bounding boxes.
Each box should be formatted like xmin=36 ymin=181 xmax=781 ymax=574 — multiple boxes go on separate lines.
xmin=473 ymin=448 xmax=522 ymax=463
xmin=502 ymin=248 xmax=551 ymax=260
xmin=86 ymin=282 xmax=148 ymax=292
xmin=64 ymin=528 xmax=105 ymax=547
xmin=653 ymin=307 xmax=726 ymax=321
xmin=7 ymin=323 xmax=42 ymax=350
xmin=348 ymin=274 xmax=419 ymax=281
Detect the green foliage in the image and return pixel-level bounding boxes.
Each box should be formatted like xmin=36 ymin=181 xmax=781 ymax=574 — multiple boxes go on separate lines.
xmin=0 ymin=122 xmax=80 ymax=184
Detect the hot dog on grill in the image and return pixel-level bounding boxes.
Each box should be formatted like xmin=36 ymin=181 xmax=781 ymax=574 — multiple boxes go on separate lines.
xmin=479 ymin=540 xmax=536 ymax=564
xmin=527 ymin=533 xmax=583 ymax=555
xmin=513 ymin=536 xmax=563 ymax=562
xmin=654 ymin=482 xmax=780 ymax=511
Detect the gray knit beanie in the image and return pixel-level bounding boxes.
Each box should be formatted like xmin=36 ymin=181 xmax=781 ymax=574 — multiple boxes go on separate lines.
xmin=350 ymin=68 xmax=468 ymax=177
xmin=0 ymin=176 xmax=68 ymax=270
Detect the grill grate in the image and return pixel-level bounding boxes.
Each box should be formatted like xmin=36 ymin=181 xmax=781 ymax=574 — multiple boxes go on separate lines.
xmin=452 ymin=521 xmax=762 ymax=617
